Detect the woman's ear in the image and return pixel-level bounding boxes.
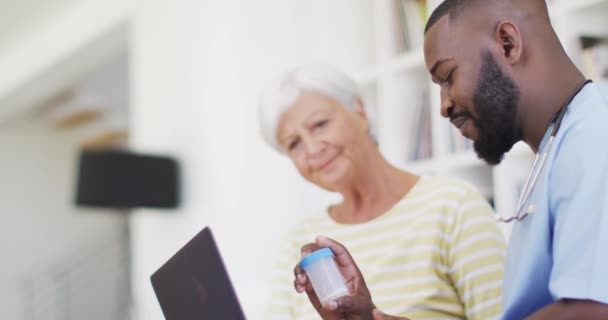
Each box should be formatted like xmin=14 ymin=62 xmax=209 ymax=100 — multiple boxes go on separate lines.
xmin=353 ymin=97 xmax=370 ymax=131
xmin=495 ymin=21 xmax=523 ymax=64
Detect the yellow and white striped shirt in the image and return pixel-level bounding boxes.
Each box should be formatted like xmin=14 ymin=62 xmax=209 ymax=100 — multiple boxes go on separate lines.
xmin=267 ymin=176 xmax=505 ymax=320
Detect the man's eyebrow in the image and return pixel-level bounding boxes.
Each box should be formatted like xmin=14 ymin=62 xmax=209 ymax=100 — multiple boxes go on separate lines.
xmin=429 ymin=57 xmax=454 ymax=76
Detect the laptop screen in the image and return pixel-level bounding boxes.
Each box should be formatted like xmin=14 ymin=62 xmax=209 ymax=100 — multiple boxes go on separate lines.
xmin=150 ymin=227 xmax=247 ymax=320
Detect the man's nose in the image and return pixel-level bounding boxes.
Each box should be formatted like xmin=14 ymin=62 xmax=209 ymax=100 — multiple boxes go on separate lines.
xmin=440 ymin=86 xmax=454 ymax=118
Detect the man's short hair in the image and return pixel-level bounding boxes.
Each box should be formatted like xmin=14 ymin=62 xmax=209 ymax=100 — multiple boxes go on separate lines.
xmin=425 ymin=0 xmax=481 ymax=34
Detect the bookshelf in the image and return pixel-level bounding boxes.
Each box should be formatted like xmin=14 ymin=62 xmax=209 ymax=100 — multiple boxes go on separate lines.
xmin=353 ymin=0 xmax=608 ymax=238
xmin=549 ymin=0 xmax=608 ymax=17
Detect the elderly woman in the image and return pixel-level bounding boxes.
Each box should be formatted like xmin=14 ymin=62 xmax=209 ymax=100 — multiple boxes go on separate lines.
xmin=259 ymin=63 xmax=505 ymax=320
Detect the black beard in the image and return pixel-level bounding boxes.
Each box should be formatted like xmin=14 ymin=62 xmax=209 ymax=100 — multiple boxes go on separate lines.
xmin=471 ymin=51 xmax=521 ymax=165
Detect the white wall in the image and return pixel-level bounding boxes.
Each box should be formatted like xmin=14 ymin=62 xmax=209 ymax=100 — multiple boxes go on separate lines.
xmin=0 ymin=0 xmax=131 ymax=124
xmin=0 ymin=117 xmax=128 ymax=319
xmin=129 ymin=1 xmax=374 ymax=319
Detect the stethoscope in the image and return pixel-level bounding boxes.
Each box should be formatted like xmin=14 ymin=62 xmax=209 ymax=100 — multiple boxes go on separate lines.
xmin=495 ymin=79 xmax=593 ymax=223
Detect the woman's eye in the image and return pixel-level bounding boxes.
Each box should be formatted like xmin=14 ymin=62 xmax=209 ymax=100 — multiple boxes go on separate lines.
xmin=288 ymin=139 xmax=300 ymax=150
xmin=316 ymin=120 xmax=328 ymax=128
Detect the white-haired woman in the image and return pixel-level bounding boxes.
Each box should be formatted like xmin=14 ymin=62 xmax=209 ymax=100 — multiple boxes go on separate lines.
xmin=260 ymin=63 xmax=505 ymax=320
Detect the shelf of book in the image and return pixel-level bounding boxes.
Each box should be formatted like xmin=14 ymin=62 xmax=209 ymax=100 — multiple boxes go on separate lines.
xmin=550 ymin=0 xmax=608 ymax=17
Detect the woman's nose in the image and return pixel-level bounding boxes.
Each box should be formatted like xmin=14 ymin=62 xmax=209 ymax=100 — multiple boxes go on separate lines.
xmin=303 ymin=136 xmax=324 ymax=157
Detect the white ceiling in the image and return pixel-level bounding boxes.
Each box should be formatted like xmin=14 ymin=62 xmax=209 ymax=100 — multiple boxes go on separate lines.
xmin=0 ymin=0 xmax=130 ymax=125
xmin=0 ymin=0 xmax=82 ymax=49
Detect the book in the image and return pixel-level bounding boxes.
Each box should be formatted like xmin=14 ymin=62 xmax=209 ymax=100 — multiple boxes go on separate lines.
xmin=407 ymin=88 xmax=432 ymax=161
xmin=395 ymin=0 xmax=428 ymax=52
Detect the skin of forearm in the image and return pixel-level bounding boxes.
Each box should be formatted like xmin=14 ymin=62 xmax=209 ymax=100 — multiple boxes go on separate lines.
xmin=526 ymin=299 xmax=608 ymax=320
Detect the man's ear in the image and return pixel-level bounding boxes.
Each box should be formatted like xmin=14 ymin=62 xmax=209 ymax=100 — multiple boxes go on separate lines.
xmin=495 ymin=21 xmax=523 ymax=64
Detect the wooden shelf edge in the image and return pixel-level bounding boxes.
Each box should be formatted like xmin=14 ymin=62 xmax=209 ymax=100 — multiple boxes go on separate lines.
xmin=80 ymin=129 xmax=128 ymax=150
xmin=53 ymin=109 xmax=104 ymax=130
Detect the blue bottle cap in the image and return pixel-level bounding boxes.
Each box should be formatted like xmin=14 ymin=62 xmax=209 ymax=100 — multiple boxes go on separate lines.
xmin=300 ymin=247 xmax=335 ymax=270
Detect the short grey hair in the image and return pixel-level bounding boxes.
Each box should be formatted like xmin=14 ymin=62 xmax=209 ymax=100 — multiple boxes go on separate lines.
xmin=258 ymin=62 xmax=377 ymax=152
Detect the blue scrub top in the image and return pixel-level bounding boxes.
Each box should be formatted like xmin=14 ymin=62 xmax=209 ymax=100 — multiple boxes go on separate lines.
xmin=502 ymin=83 xmax=608 ymax=319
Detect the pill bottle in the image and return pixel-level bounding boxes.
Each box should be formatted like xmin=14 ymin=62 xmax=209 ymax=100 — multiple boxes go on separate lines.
xmin=300 ymin=247 xmax=350 ymax=305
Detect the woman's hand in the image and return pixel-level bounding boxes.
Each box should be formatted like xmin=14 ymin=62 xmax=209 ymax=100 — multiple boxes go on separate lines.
xmin=293 ymin=236 xmax=409 ymax=320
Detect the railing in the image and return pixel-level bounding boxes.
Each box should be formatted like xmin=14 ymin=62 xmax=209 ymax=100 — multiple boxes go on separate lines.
xmin=4 ymin=226 xmax=131 ymax=320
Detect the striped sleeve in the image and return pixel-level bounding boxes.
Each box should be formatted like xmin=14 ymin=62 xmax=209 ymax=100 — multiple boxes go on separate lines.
xmin=445 ymin=182 xmax=506 ymax=320
xmin=265 ymin=233 xmax=300 ymax=320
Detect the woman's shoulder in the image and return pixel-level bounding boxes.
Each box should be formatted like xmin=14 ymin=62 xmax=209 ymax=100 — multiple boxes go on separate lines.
xmin=417 ymin=176 xmax=499 ymax=240
xmin=416 ymin=175 xmax=485 ymax=200
xmin=385 ymin=175 xmax=492 ymax=226
xmin=414 ymin=175 xmax=493 ymax=220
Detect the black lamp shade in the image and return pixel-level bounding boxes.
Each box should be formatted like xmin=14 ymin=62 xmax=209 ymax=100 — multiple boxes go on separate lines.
xmin=75 ymin=149 xmax=179 ymax=208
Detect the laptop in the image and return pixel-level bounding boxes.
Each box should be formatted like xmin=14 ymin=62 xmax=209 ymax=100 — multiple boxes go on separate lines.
xmin=150 ymin=226 xmax=247 ymax=320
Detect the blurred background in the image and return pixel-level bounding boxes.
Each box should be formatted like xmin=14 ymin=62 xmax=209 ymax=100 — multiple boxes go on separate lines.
xmin=1 ymin=0 xmax=606 ymax=319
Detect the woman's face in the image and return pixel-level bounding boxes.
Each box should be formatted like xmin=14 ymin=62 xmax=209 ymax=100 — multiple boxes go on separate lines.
xmin=276 ymin=91 xmax=370 ymax=191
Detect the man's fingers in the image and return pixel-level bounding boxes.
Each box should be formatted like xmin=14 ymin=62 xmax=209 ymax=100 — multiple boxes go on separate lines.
xmin=323 ymin=295 xmax=375 ymax=314
xmin=301 ymin=242 xmax=320 ymax=257
xmin=373 ymin=308 xmax=410 ymax=320
xmin=293 ymin=262 xmax=304 ymax=289
xmin=293 ymin=273 xmax=307 ymax=293
xmin=293 ymin=258 xmax=323 ymax=312
xmin=293 ymin=267 xmax=316 ymax=296
xmin=314 ymin=236 xmax=357 ymax=269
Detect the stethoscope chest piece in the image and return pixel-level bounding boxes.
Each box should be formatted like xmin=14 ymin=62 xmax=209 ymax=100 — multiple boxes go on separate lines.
xmin=526 ymin=204 xmax=536 ymax=215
